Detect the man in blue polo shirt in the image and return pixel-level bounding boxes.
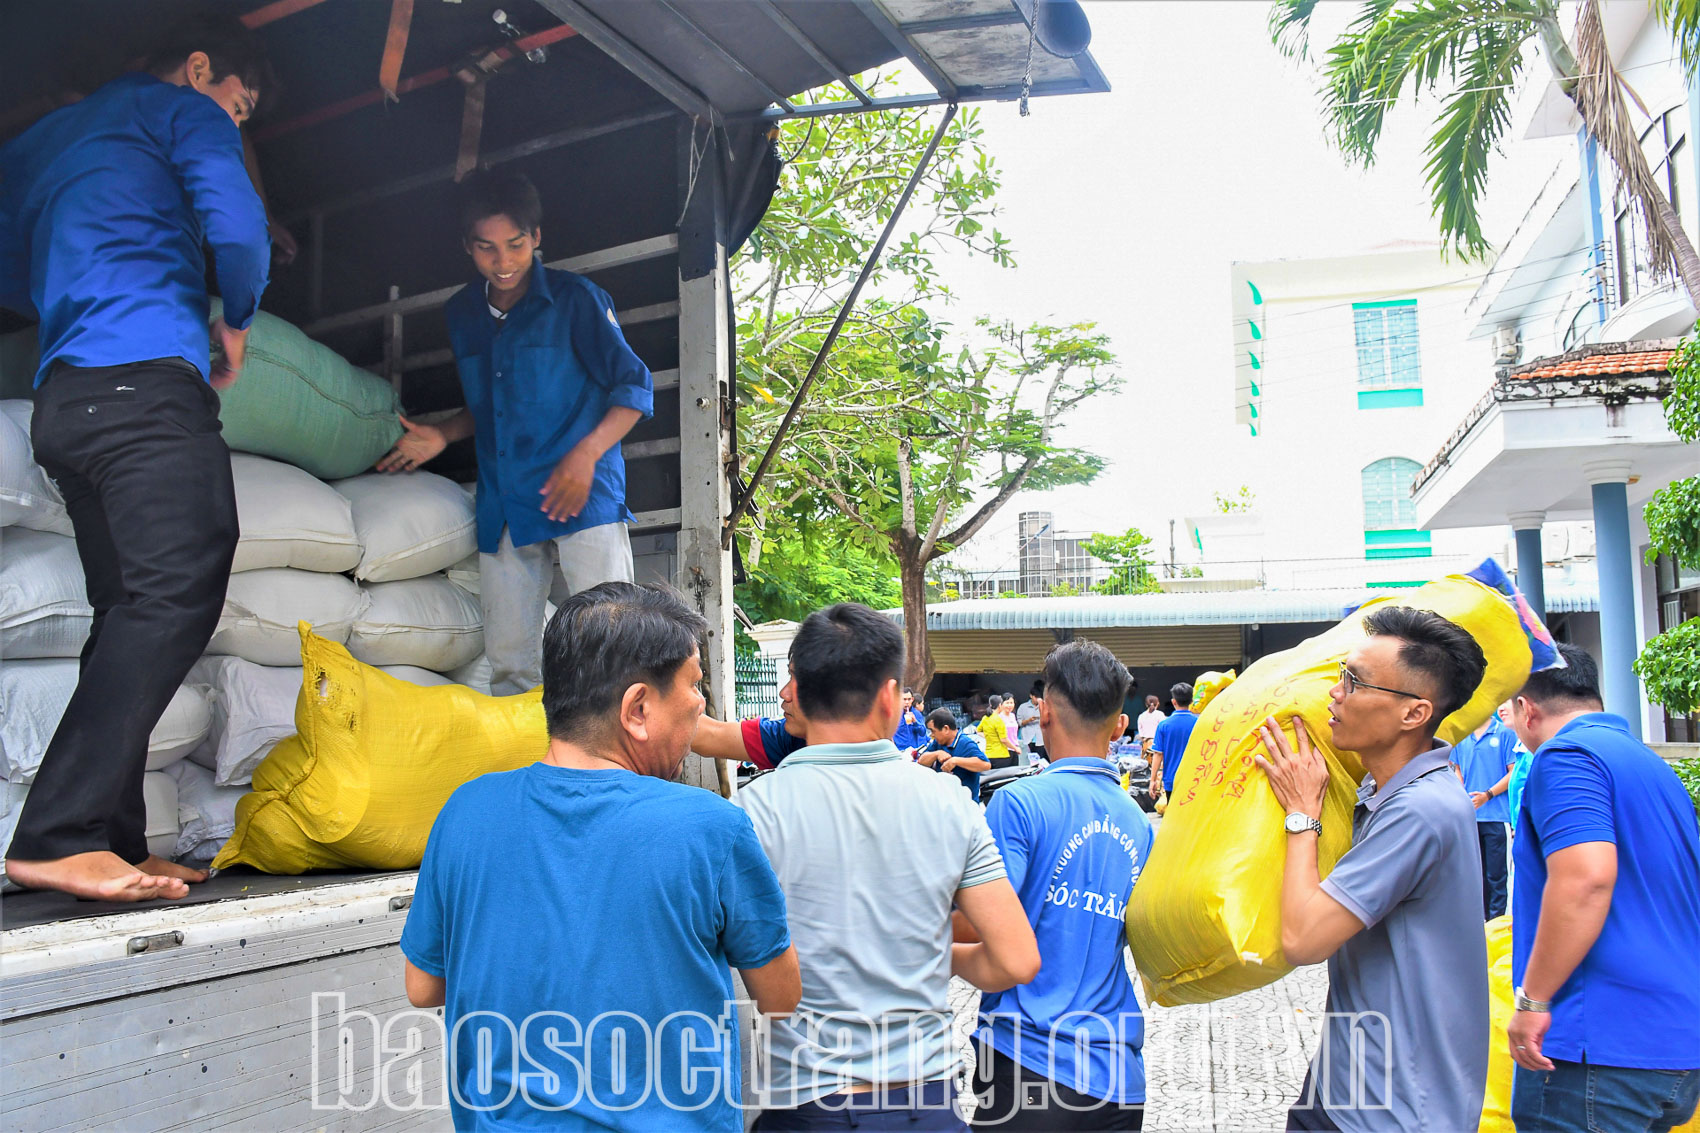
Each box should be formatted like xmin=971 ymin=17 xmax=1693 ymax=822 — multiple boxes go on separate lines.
xmin=1505 ymin=644 xmax=1700 ymax=1131
xmin=971 ymin=640 xmax=1154 ymax=1130
xmin=895 ymin=687 xmax=929 ymax=751
xmin=918 ymin=707 xmax=991 ymax=803
xmin=1450 ymin=713 xmax=1517 ymax=918
xmin=1148 ymin=682 xmax=1198 ymax=798
xmin=378 ymin=169 xmax=652 ymax=695
xmin=0 ymin=14 xmax=272 ymax=901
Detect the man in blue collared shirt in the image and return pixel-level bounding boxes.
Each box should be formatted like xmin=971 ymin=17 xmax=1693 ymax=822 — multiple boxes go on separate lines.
xmin=1505 ymin=644 xmax=1700 ymax=1131
xmin=918 ymin=708 xmax=991 ymax=803
xmin=0 ymin=15 xmax=272 ymax=902
xmin=379 ymin=170 xmax=653 ymax=694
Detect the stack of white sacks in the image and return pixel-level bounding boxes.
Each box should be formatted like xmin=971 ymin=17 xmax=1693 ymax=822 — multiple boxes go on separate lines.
xmin=1 ymin=399 xmax=494 ymax=871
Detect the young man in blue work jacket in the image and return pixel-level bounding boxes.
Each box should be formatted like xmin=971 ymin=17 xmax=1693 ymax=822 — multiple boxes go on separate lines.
xmin=0 ymin=14 xmax=273 ymax=901
xmin=379 ymin=170 xmax=652 ymax=694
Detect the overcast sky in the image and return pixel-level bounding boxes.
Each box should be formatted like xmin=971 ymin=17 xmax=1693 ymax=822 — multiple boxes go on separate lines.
xmin=923 ymin=0 xmax=1564 ymax=574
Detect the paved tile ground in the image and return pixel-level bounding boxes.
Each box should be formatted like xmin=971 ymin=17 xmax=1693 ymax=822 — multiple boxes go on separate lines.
xmin=947 ymin=965 xmax=1328 ymax=1132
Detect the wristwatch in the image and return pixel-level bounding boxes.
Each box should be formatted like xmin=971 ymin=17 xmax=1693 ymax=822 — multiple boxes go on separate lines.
xmin=1514 ymin=987 xmax=1552 ymax=1013
xmin=1283 ymin=812 xmax=1322 ymax=836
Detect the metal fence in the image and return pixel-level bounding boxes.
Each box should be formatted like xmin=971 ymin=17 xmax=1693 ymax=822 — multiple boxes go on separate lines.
xmin=734 ymin=651 xmax=782 ymax=719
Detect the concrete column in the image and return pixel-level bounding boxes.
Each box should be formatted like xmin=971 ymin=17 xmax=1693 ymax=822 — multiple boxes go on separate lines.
xmin=1586 ymin=460 xmax=1641 ymax=738
xmin=1509 ymin=511 xmax=1547 ymax=625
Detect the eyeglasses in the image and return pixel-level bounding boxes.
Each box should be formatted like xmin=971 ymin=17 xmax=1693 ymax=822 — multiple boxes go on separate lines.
xmin=1338 ymin=662 xmax=1425 ymax=701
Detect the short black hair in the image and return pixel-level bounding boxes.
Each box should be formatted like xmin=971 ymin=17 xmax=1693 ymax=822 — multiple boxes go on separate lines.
xmin=541 ymin=581 xmax=707 ymax=743
xmin=1029 ymin=680 xmax=1045 ymax=699
xmin=1043 ymin=642 xmax=1131 ymax=728
xmin=146 ymin=12 xmax=277 ymax=107
xmin=789 ymin=604 xmax=904 ymax=723
xmin=1170 ymin=682 xmax=1194 ymax=708
xmin=460 ymin=169 xmax=543 ymax=240
xmin=988 ymin=694 xmax=1004 ymax=710
xmin=1362 ymin=605 xmax=1487 ymax=728
xmin=927 ymin=707 xmax=957 ymax=730
xmin=1518 ymin=642 xmax=1602 ymax=710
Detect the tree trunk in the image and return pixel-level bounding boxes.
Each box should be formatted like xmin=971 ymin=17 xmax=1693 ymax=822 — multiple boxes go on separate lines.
xmin=1650 ymin=193 xmax=1700 ymax=310
xmin=899 ymin=556 xmax=935 ymax=696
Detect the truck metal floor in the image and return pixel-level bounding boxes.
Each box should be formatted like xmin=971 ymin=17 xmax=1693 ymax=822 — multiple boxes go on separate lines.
xmin=0 ymin=868 xmax=407 ymax=932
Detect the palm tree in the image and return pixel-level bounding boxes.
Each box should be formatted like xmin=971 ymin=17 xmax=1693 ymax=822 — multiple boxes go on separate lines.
xmin=1270 ymin=0 xmax=1700 ymax=308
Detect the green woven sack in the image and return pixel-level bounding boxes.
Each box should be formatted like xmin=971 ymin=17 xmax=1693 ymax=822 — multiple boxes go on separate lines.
xmin=212 ymin=300 xmax=403 ymax=480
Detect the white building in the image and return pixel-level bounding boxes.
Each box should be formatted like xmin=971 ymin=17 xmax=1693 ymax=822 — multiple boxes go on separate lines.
xmin=1208 ymin=245 xmax=1592 ymax=592
xmin=1412 ymin=2 xmax=1700 ymax=742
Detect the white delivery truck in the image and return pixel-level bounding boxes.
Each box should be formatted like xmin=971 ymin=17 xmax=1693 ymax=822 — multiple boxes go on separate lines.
xmin=0 ymin=1 xmax=1106 ymax=1127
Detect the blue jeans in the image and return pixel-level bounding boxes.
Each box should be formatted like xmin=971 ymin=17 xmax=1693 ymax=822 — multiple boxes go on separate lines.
xmin=1478 ymin=821 xmax=1508 ymax=919
xmin=1513 ymin=1061 xmax=1700 ymax=1132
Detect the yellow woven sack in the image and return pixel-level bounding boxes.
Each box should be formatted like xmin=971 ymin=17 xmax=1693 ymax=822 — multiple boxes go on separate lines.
xmin=1191 ymin=669 xmax=1237 ymax=714
xmin=1126 ymin=567 xmax=1544 ymax=1005
xmin=213 ymin=624 xmax=547 ymax=872
xmin=1481 ymin=916 xmax=1515 ymax=1133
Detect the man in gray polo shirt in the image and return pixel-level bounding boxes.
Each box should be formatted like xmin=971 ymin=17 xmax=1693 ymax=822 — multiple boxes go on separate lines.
xmin=1255 ymin=606 xmax=1490 ymax=1133
xmin=737 ymin=603 xmax=1040 ymax=1130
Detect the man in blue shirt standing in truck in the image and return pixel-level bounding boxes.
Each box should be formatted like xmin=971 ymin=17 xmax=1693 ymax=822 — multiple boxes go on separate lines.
xmin=378 ymin=169 xmax=652 ymax=695
xmin=0 ymin=14 xmax=272 ymax=902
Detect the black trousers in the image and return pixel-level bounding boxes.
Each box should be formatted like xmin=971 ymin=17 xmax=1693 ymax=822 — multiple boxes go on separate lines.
xmin=970 ymin=1042 xmax=1143 ymax=1131
xmin=1479 ymin=821 xmax=1509 ymax=920
xmin=8 ymin=360 xmax=236 ymax=864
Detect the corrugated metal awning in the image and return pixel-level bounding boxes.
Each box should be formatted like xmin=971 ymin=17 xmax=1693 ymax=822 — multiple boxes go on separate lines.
xmin=896 ymin=581 xmax=1600 ymax=632
xmin=551 ymin=0 xmax=1109 ymax=120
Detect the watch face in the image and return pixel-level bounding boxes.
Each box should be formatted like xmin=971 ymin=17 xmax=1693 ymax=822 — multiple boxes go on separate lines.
xmin=1284 ymin=813 xmax=1307 ymax=833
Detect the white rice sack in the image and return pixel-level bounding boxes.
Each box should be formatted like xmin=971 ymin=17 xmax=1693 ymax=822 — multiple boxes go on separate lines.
xmin=0 ymin=528 xmax=91 ymax=658
xmin=0 ymin=659 xmax=211 ymax=781
xmin=446 ymin=552 xmax=480 ymax=596
xmin=348 ymin=575 xmax=483 ymax=671
xmin=209 ymin=568 xmax=366 ymax=666
xmin=332 ymin=471 xmax=476 ymax=583
xmin=163 ymin=759 xmax=245 ymax=865
xmin=230 ymin=453 xmax=361 ymax=574
xmin=0 ymin=401 xmax=72 ymax=535
xmin=1 ymin=779 xmax=30 ymax=888
xmin=380 ymin=664 xmax=456 ymax=687
xmin=447 ymin=653 xmax=492 ymax=693
xmin=143 ymin=770 xmax=179 ymax=860
xmin=187 ymin=656 xmax=300 ymax=787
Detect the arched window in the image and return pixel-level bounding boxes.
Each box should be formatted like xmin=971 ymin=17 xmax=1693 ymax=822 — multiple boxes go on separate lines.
xmin=1361 ymin=457 xmax=1431 ymax=559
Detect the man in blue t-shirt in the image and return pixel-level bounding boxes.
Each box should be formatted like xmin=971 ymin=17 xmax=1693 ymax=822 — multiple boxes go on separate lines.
xmin=918 ymin=707 xmax=992 ymax=802
xmin=1505 ymin=644 xmax=1700 ymax=1131
xmin=1450 ymin=713 xmax=1516 ymax=918
xmin=970 ymin=641 xmax=1154 ymax=1130
xmin=1148 ymin=682 xmax=1199 ymax=797
xmin=401 ymin=582 xmax=800 ymax=1131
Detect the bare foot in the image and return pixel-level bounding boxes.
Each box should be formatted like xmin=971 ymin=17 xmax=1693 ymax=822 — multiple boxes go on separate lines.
xmin=3 ymin=851 xmax=191 ymax=901
xmin=139 ymin=855 xmax=208 ymax=884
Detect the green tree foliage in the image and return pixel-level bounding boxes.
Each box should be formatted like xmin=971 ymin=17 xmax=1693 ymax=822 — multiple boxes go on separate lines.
xmin=1270 ymin=0 xmax=1700 ymax=303
xmin=735 ymin=511 xmax=902 ymax=626
xmin=1083 ymin=528 xmax=1162 ymax=596
xmin=1214 ymin=485 xmax=1257 ymax=514
xmin=1636 ymin=335 xmax=1700 ymax=717
xmin=731 ymin=79 xmax=1119 ymax=687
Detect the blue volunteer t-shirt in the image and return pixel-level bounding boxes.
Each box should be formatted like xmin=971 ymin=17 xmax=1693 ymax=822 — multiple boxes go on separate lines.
xmin=1512 ymin=714 xmax=1700 ymax=1069
xmin=740 ymin=716 xmax=807 ymax=770
xmin=977 ymin=757 xmax=1154 ymax=1103
xmin=1151 ymin=709 xmax=1198 ymax=794
xmin=1452 ymin=716 xmax=1514 ymax=824
xmin=923 ymin=732 xmax=985 ymax=802
xmin=400 ymin=764 xmax=791 ymax=1130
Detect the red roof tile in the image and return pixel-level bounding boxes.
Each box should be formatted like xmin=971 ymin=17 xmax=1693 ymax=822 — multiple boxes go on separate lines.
xmin=1512 ymin=348 xmax=1674 ymax=381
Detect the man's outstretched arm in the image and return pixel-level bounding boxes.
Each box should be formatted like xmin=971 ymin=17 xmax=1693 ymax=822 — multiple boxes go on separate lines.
xmin=691 ymin=717 xmax=747 ymax=763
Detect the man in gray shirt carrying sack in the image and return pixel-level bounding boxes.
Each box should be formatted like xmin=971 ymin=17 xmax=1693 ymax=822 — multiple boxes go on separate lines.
xmin=1256 ymin=606 xmax=1491 ymax=1133
xmin=737 ymin=603 xmax=1040 ymax=1131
